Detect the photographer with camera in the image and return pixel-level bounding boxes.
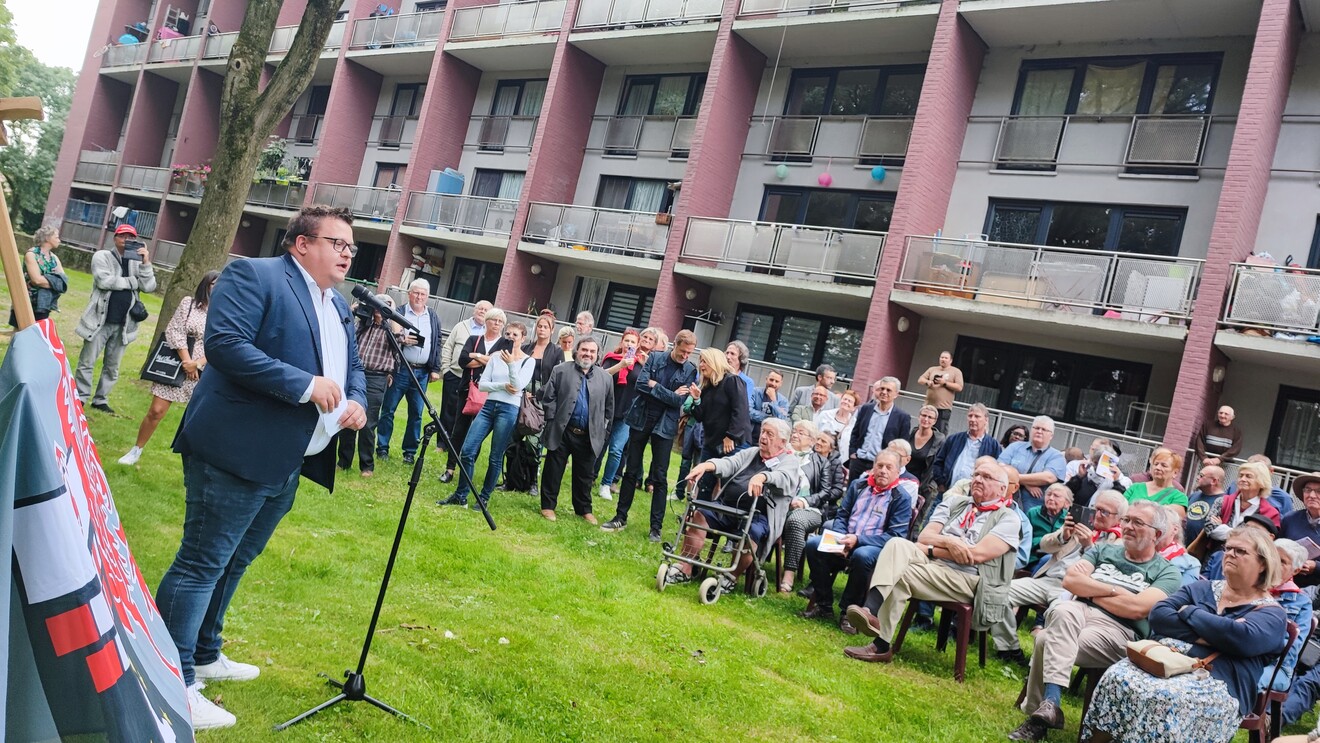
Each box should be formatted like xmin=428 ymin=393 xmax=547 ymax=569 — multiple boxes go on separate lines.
xmin=75 ymin=223 xmax=157 ymax=414
xmin=376 ymin=279 xmax=443 ymax=465
xmin=334 ymin=293 xmax=402 ymax=478
xmin=917 ymin=351 xmax=963 ymax=434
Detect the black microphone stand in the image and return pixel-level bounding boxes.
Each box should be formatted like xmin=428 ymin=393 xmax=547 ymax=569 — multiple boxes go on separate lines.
xmin=276 ymin=317 xmax=495 ymax=731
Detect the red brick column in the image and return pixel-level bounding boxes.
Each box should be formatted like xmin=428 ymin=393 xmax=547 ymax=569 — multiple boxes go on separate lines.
xmin=851 ymin=0 xmax=984 ymax=390
xmin=1163 ymin=0 xmax=1301 ymax=455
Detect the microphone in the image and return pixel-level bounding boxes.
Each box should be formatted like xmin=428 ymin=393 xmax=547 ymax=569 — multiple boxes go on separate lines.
xmin=350 ymin=285 xmax=420 ymax=335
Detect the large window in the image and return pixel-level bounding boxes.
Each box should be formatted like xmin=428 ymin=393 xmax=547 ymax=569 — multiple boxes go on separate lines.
xmin=571 ymin=277 xmax=655 ymax=332
xmin=448 ymin=257 xmax=501 ymax=304
xmin=732 ymin=304 xmax=863 ymax=377
xmin=1012 ymin=54 xmax=1219 ymax=117
xmin=762 ymin=187 xmax=894 ymax=233
xmin=596 ymin=176 xmax=672 ymax=214
xmin=470 ymin=168 xmax=525 ymax=200
xmin=348 ymin=241 xmax=386 ymax=282
xmin=1268 ymin=386 xmax=1320 ymax=472
xmin=480 ymin=78 xmax=547 ymax=151
xmin=784 ymin=65 xmax=924 ymax=117
xmin=985 ymin=199 xmax=1187 ymax=256
xmin=953 ymin=337 xmax=1150 ymax=432
xmin=617 ymin=73 xmax=705 ymax=117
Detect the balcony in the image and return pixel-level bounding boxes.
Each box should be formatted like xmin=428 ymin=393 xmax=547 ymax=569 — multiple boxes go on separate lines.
xmin=574 ymin=0 xmax=721 ymax=30
xmin=147 ymin=34 xmax=203 ymax=64
xmin=73 ymin=155 xmax=117 ymax=186
xmin=401 ymin=192 xmax=519 ymax=241
xmin=384 ymin=291 xmax=628 ymax=354
xmin=290 ymin=114 xmax=324 ymax=145
xmin=65 ymin=198 xmax=108 ymax=227
xmin=745 ymin=115 xmax=913 ymax=164
xmin=449 ymin=1 xmax=566 ymax=40
xmin=895 ymin=236 xmax=1204 ymax=342
xmin=312 ymin=183 xmax=403 ymax=223
xmin=130 ymin=211 xmax=160 ymax=239
xmin=977 ymin=114 xmax=1232 ymax=173
xmin=269 ymin=20 xmax=346 ymax=55
xmin=1215 ymin=263 xmax=1320 ymax=371
xmin=61 ymin=220 xmax=103 ymax=249
xmin=118 ymin=165 xmax=171 ymax=193
xmin=958 ymin=0 xmax=1260 ymax=47
xmin=522 ymin=203 xmax=669 ymax=261
xmin=679 ymin=217 xmax=883 ymax=289
xmin=349 ymin=11 xmax=444 ymax=49
xmin=465 ymin=115 xmax=539 ymax=152
xmin=586 ymin=115 xmax=695 ymax=158
xmin=367 ymin=114 xmax=420 ymax=148
xmin=246 ymin=180 xmax=308 ymax=211
xmin=740 ymin=0 xmax=933 ymax=16
xmin=101 ymin=43 xmax=149 ymax=68
xmin=202 ymin=32 xmax=237 ymax=59
xmin=153 ymin=239 xmax=187 ymax=269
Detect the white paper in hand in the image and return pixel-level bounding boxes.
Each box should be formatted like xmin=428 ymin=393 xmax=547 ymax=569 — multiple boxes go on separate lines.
xmin=818 ymin=529 xmax=848 ymax=554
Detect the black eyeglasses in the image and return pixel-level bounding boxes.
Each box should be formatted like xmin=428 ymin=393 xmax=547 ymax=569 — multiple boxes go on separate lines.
xmin=305 ymin=234 xmax=358 ymax=257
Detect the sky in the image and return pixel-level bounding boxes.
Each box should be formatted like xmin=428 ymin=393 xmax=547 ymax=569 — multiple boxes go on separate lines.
xmin=9 ymin=0 xmax=99 ymax=71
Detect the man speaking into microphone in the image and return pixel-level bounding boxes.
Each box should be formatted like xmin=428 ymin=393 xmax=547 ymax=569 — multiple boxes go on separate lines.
xmin=156 ymin=205 xmax=368 ymax=730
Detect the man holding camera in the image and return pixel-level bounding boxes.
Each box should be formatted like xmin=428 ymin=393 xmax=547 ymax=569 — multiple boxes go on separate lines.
xmin=917 ymin=351 xmax=963 ymax=434
xmin=376 ymin=279 xmax=442 ymax=465
xmin=75 ymin=223 xmax=157 ymax=414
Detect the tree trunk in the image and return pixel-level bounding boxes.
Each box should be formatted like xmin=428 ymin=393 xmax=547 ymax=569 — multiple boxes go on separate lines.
xmin=158 ymin=0 xmax=340 ymax=325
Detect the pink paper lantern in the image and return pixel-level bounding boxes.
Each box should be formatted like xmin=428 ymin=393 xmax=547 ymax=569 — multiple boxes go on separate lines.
xmin=817 ymin=172 xmax=833 ymax=187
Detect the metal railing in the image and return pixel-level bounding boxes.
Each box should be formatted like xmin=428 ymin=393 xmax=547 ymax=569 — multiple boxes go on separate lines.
xmin=681 ymin=217 xmax=884 ymax=283
xmin=61 ymin=220 xmax=102 ymax=248
xmin=739 ymin=0 xmax=934 ymax=16
xmin=170 ymin=171 xmax=207 ymax=198
xmin=983 ymin=114 xmax=1222 ymax=170
xmin=247 ymin=180 xmax=308 ymax=210
xmin=118 ymin=165 xmax=171 ymax=193
xmin=290 ymin=114 xmax=324 ymax=145
xmin=148 ymin=34 xmax=203 ymax=63
xmin=349 ymin=10 xmax=444 ymax=49
xmin=741 ymin=358 xmax=853 ymax=396
xmin=523 ymin=203 xmax=668 ymax=259
xmin=575 ymin=0 xmax=721 ymax=29
xmin=102 ymin=43 xmax=149 ymax=68
xmin=402 ymin=192 xmax=519 ymax=237
xmin=1221 ymin=262 xmax=1320 ymax=337
xmin=268 ymin=20 xmax=346 ymax=54
xmin=74 ymin=160 xmax=117 ymax=185
xmin=898 ymin=235 xmax=1204 ymax=324
xmin=466 ymin=115 xmax=539 ymax=151
xmin=368 ymin=114 xmax=420 ymax=148
xmin=746 ymin=115 xmax=914 ymax=162
xmin=449 ymin=0 xmax=566 ymax=39
xmin=153 ymin=239 xmax=187 ymax=268
xmin=131 ymin=211 xmax=160 ymax=239
xmin=312 ymin=183 xmax=403 ymax=221
xmin=586 ymin=115 xmax=696 ymax=156
xmin=203 ymin=31 xmax=238 ymax=58
xmin=64 ymin=198 xmax=108 ymax=227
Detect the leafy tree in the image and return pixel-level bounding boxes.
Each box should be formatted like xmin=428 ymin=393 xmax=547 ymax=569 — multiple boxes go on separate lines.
xmin=0 ymin=46 xmax=74 ymax=233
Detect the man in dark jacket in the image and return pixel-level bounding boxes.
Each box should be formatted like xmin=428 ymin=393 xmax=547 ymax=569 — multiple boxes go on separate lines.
xmin=602 ymin=330 xmax=698 ymax=540
xmin=930 ymin=403 xmax=1003 ymax=494
xmin=540 ymin=337 xmax=613 ymax=523
xmin=847 ymin=377 xmax=912 ymax=483
xmin=375 ymin=278 xmax=443 ymax=465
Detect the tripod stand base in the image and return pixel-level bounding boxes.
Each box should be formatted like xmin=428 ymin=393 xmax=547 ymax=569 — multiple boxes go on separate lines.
xmin=274 ymin=671 xmax=429 ymax=731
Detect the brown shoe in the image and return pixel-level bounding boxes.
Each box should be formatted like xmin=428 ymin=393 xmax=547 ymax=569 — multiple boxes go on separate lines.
xmin=843 ymin=642 xmax=894 ymax=663
xmin=845 ymin=605 xmax=883 ymax=638
xmin=1029 ymin=699 xmax=1065 ymax=730
xmin=799 ymin=605 xmax=834 ymax=620
xmin=360 ymin=470 xmax=373 ymax=478
xmin=1007 ymin=717 xmax=1049 ymax=742
xmin=581 ymin=513 xmax=598 ymax=525
xmin=540 ymin=509 xmax=557 ymax=521
xmin=838 ymin=617 xmax=858 ymax=636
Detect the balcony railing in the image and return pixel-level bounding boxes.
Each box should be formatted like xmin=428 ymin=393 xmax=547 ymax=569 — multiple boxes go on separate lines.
xmin=74 ymin=160 xmax=117 ymax=185
xmin=899 ymin=236 xmax=1204 ymax=323
xmin=118 ymin=165 xmax=171 ymax=193
xmin=739 ymin=0 xmax=934 ymax=16
xmin=523 ymin=203 xmax=668 ymax=259
xmin=466 ymin=115 xmax=539 ymax=151
xmin=449 ymin=0 xmax=566 ymax=39
xmin=148 ymin=34 xmax=203 ymax=63
xmin=575 ymin=0 xmax=721 ymax=29
xmin=203 ymin=31 xmax=238 ymax=58
xmin=290 ymin=114 xmax=324 ymax=144
xmin=246 ymin=180 xmax=308 ymax=210
xmin=367 ymin=114 xmax=420 ymax=148
xmin=349 ymin=11 xmax=444 ymax=49
xmin=131 ymin=211 xmax=160 ymax=239
xmin=746 ymin=115 xmax=914 ymax=163
xmin=154 ymin=239 xmax=187 ymax=269
xmin=61 ymin=220 xmax=102 ymax=248
xmin=102 ymin=43 xmax=149 ymax=68
xmin=681 ymin=217 xmax=883 ymax=283
xmin=312 ymin=183 xmax=403 ymax=221
xmin=65 ymin=198 xmax=108 ymax=227
xmin=1221 ymin=262 xmax=1320 ymax=337
xmin=403 ymin=192 xmax=519 ymax=238
xmin=983 ymin=114 xmax=1225 ymax=171
xmin=586 ymin=115 xmax=696 ymax=157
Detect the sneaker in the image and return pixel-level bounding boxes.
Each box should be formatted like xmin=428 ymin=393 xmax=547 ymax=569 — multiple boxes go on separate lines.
xmin=403 ymin=452 xmax=415 ymax=465
xmin=439 ymin=494 xmax=467 ymax=507
xmin=648 ymin=530 xmax=662 ymax=542
xmin=529 ymin=484 xmax=540 ymax=498
xmin=194 ymin=652 xmax=260 ymax=682
xmin=598 ymin=484 xmax=613 ymax=501
xmin=117 ymin=446 xmax=143 ymax=465
xmin=663 ymin=565 xmax=691 ymax=586
xmin=717 ymin=574 xmax=738 ymax=593
xmin=600 ymin=519 xmax=626 ymax=532
xmin=90 ymin=402 xmax=115 ymax=415
xmin=187 ymin=682 xmax=236 ymax=730
xmin=439 ymin=471 xmax=454 ymax=484
xmin=376 ymin=449 xmax=390 ymax=461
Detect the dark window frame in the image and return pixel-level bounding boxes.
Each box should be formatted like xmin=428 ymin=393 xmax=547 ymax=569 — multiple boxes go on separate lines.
xmin=373 ymin=162 xmax=407 ymax=189
xmin=781 ymin=64 xmax=927 ymax=117
xmin=983 ymin=198 xmax=1188 ymax=256
xmin=569 ymin=278 xmax=656 ymax=333
xmin=732 ymin=302 xmax=864 ymax=375
xmin=1009 ymin=52 xmax=1223 ymax=117
xmin=1267 ymin=385 xmax=1320 ymax=472
xmin=595 ymin=175 xmax=675 ymax=213
xmin=447 ymin=256 xmax=502 ymax=304
xmin=488 ymin=78 xmax=549 ymax=117
xmin=759 ymin=186 xmax=896 ymax=231
xmin=616 ymin=73 xmax=707 ymax=117
xmin=1307 ymin=217 xmax=1320 ymax=270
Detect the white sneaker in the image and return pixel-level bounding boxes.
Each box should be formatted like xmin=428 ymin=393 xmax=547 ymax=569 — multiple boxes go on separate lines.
xmin=117 ymin=446 xmax=143 ymax=465
xmin=194 ymin=652 xmax=260 ymax=682
xmin=187 ymin=682 xmax=236 ymax=730
xmin=598 ymin=484 xmax=614 ymax=501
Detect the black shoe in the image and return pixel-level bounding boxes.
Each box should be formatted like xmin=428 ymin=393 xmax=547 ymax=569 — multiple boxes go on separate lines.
xmin=439 ymin=494 xmax=467 ymax=507
xmin=439 ymin=471 xmax=454 ymax=483
xmin=997 ymin=649 xmax=1031 ymax=667
xmin=797 ymin=585 xmax=816 ymax=600
xmin=403 ymin=453 xmax=415 ymax=465
xmin=648 ymin=530 xmax=662 ymax=543
xmin=910 ymin=615 xmax=935 ymax=632
xmin=376 ymin=449 xmax=389 ymax=460
xmin=600 ymin=519 xmax=626 ymax=532
xmin=90 ymin=402 xmax=115 ymax=414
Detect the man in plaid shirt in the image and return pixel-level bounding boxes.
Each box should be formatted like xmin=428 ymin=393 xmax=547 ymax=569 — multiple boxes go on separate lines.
xmin=336 ymin=293 xmax=400 ymax=477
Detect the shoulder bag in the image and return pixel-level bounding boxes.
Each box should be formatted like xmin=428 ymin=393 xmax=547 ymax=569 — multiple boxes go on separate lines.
xmin=140 ymin=305 xmax=194 ymax=387
xmin=1125 ymin=640 xmax=1219 ymax=678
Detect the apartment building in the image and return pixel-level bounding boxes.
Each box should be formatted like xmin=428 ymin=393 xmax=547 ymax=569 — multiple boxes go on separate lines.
xmin=46 ymin=0 xmax=1320 ymax=485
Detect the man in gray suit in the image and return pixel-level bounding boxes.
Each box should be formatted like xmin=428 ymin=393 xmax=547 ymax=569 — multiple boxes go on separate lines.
xmin=540 ymin=336 xmax=613 ymax=523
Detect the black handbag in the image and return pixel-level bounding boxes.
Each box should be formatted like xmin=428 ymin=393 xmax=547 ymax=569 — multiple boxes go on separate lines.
xmin=140 ymin=306 xmax=194 ymax=387
xmin=129 ymin=296 xmax=149 ymax=323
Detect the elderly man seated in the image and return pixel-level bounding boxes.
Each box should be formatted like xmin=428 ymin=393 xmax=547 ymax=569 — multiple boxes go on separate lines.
xmin=990 ymin=489 xmax=1127 ymax=666
xmin=662 ymin=418 xmax=800 ymax=591
xmin=1006 ymin=499 xmax=1182 ymax=742
xmin=841 ymin=461 xmax=1021 ymax=664
xmin=799 ymin=450 xmax=912 ymax=634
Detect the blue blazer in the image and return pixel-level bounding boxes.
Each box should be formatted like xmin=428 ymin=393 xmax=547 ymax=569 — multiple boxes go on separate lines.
xmin=847 ymin=401 xmax=911 ymax=461
xmin=930 ymin=432 xmax=1004 ymax=491
xmin=623 ymin=350 xmax=696 ymax=440
xmin=825 ymin=478 xmax=912 ymax=550
xmin=173 ymin=254 xmax=367 ymax=490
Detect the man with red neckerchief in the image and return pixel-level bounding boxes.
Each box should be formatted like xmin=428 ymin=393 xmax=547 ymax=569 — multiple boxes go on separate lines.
xmin=843 ymin=460 xmax=1021 ymax=663
xmin=799 ymin=450 xmax=913 ymax=633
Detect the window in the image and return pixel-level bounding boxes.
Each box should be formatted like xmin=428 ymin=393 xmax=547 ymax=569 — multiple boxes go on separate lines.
xmin=1268 ymin=386 xmax=1320 ymax=472
xmin=480 ymin=79 xmax=547 ymax=151
xmin=783 ymin=65 xmax=924 ymax=117
xmin=348 ymin=241 xmax=386 ymax=282
xmin=985 ymin=199 xmax=1186 ymax=256
xmin=295 ymin=86 xmax=331 ymax=144
xmin=1308 ymin=218 xmax=1320 ymax=270
xmin=954 ymin=336 xmax=1151 ymax=432
xmin=415 ymin=1 xmax=446 ymax=11
xmin=1012 ymin=54 xmax=1219 ymax=117
xmin=732 ymin=304 xmax=863 ymax=377
xmin=470 ymin=169 xmax=525 ymax=201
xmin=761 ymin=187 xmax=894 ymax=233
xmin=596 ymin=176 xmax=672 ymax=213
xmin=571 ymin=278 xmax=655 ymax=332
xmin=378 ymin=83 xmax=424 ymax=148
xmin=373 ymin=163 xmax=407 ymax=189
xmin=617 ymin=74 xmax=705 ymax=117
xmin=448 ymin=258 xmax=501 ymax=304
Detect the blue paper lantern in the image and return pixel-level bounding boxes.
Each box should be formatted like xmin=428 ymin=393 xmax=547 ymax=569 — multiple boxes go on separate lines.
xmin=775 ymin=163 xmax=789 ymax=180
xmin=871 ymin=165 xmax=887 ymax=182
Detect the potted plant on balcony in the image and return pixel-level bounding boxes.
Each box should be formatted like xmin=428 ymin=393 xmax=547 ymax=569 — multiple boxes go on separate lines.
xmin=171 ymin=163 xmax=211 ymax=197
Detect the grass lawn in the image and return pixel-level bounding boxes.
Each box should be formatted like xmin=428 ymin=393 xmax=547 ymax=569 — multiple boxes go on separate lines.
xmin=0 ymin=268 xmax=1292 ymax=742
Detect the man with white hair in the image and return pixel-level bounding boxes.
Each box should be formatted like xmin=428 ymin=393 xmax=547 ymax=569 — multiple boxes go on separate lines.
xmin=436 ymin=298 xmax=492 ymax=457
xmin=998 ymin=415 xmax=1066 ymax=513
xmin=1194 ymin=405 xmax=1243 ymax=467
xmin=376 ymin=279 xmax=444 ymax=465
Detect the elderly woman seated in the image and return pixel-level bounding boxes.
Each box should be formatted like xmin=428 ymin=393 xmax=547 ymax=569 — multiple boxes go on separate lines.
xmin=1265 ymin=538 xmax=1311 ymax=693
xmin=1157 ymin=507 xmax=1202 ymax=586
xmin=1079 ymin=526 xmax=1289 ymax=743
xmin=779 ymin=423 xmax=843 ymax=593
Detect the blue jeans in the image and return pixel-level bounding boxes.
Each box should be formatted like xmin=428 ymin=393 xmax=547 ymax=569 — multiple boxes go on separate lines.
xmin=155 ymin=457 xmax=299 ymax=685
xmin=804 ymin=538 xmax=881 ymax=612
xmin=600 ymin=419 xmax=631 ymax=486
xmin=377 ymin=365 xmax=428 ymax=456
xmin=1283 ymin=664 xmax=1320 ymax=726
xmin=455 ymin=399 xmax=520 ymax=501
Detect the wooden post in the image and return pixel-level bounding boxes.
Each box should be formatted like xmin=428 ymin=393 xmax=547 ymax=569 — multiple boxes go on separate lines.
xmin=0 ymin=98 xmax=46 ymax=330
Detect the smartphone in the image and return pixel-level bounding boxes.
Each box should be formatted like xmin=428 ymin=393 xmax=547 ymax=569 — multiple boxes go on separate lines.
xmin=1068 ymin=504 xmax=1097 ymax=529
xmin=625 ymin=347 xmax=637 ymax=360
xmin=124 ymin=239 xmax=145 ymax=260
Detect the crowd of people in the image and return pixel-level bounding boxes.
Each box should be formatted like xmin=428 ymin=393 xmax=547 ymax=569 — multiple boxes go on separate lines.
xmin=47 ymin=205 xmax=1320 ymax=739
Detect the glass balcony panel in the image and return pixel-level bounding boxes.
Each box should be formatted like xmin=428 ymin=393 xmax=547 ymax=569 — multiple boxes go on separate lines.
xmin=995 ymin=117 xmax=1066 ymax=164
xmin=858 ymin=117 xmax=913 ymax=159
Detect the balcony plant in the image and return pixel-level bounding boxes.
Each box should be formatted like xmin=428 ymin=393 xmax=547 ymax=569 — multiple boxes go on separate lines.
xmin=171 ymin=162 xmax=211 ymax=197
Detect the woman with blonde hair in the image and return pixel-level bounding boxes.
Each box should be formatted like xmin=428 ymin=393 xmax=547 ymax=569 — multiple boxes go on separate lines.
xmin=1125 ymin=447 xmax=1188 ymax=518
xmin=687 ymin=347 xmax=750 ymax=500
